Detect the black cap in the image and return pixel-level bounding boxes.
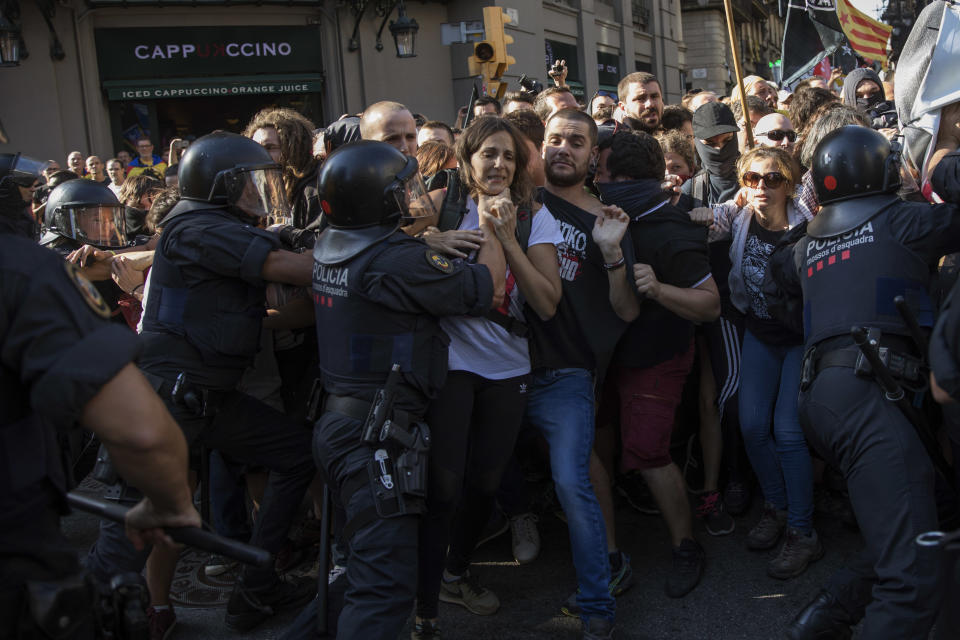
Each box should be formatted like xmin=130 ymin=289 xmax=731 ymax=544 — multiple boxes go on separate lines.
xmin=692 ymin=102 xmax=739 ymax=140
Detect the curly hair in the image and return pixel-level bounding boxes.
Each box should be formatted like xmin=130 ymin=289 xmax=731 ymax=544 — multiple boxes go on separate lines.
xmin=607 ymin=130 xmax=665 ymax=181
xmin=656 ymin=129 xmax=696 ymax=175
xmin=243 ymin=107 xmax=319 ymax=201
xmin=145 ymin=186 xmax=180 ymax=233
xmin=455 ymin=115 xmax=535 ymax=210
xmin=737 ymin=146 xmax=800 ymax=192
xmin=118 ymin=173 xmax=163 ymax=209
xmin=789 ymin=87 xmax=839 ymax=135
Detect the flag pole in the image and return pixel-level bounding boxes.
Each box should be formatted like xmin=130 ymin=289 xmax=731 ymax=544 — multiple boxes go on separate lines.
xmin=723 ymin=0 xmax=755 ymax=149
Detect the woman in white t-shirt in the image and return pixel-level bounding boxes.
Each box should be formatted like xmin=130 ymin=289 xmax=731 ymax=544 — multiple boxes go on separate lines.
xmin=414 ymin=116 xmax=563 ymax=635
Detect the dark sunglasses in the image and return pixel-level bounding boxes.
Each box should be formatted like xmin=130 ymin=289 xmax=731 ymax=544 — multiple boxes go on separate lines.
xmin=592 ymin=90 xmax=618 ymax=101
xmin=742 ymin=171 xmax=787 ymax=188
xmin=757 ymin=129 xmax=797 ymax=142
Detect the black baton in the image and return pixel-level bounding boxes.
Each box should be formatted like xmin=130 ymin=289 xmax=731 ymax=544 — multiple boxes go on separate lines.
xmin=316 ymin=484 xmax=331 ymax=635
xmin=851 ymin=327 xmax=955 ymax=489
xmin=893 ymin=296 xmax=930 ymax=363
xmin=67 ymin=492 xmax=272 ymax=568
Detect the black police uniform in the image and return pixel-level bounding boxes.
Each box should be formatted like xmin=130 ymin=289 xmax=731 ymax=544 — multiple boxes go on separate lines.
xmin=791 ymin=188 xmax=960 ymax=637
xmin=309 ymin=230 xmax=493 ymax=638
xmin=0 ymin=233 xmax=140 ymax=638
xmin=85 ymin=204 xmax=316 ymax=622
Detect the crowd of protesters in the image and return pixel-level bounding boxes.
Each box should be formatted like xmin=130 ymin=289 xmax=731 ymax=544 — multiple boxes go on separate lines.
xmin=3 ymin=52 xmax=960 ymax=640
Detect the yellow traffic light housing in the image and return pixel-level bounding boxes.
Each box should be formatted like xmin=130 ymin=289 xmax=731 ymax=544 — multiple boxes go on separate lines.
xmin=466 ymin=7 xmax=516 ymax=99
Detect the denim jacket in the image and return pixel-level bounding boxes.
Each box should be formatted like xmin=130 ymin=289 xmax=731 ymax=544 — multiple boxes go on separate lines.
xmin=708 ymin=196 xmax=814 ymax=315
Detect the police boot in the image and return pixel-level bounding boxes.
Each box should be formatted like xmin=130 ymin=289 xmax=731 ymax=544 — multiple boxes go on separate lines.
xmin=784 ymin=590 xmax=854 ymax=640
xmin=225 ymin=567 xmax=316 ymax=632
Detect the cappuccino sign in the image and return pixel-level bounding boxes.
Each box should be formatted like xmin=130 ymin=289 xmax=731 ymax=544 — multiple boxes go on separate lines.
xmin=95 ymin=26 xmax=323 ymax=80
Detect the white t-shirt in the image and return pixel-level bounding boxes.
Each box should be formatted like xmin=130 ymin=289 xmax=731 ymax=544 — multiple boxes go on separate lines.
xmin=441 ymin=197 xmax=563 ymax=380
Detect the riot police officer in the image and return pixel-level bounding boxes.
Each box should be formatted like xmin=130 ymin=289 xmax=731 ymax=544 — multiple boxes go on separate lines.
xmin=286 ymin=141 xmax=503 ymax=640
xmin=0 ymin=160 xmax=199 ymax=638
xmin=41 ymin=179 xmax=129 ymax=255
xmin=85 ymin=132 xmax=318 ymax=632
xmin=0 ymin=153 xmax=45 ymax=239
xmin=784 ymin=126 xmax=960 ymax=639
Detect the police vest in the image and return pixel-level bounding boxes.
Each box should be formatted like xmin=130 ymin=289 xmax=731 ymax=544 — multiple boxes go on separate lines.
xmin=313 ymin=233 xmax=450 ymax=411
xmin=800 ymin=207 xmax=933 ymax=346
xmin=141 ymin=208 xmax=266 ymax=371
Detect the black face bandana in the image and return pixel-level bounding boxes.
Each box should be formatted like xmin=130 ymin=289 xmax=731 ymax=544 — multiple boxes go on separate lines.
xmin=695 ymin=136 xmax=739 ymax=178
xmin=856 ymin=93 xmax=884 ymax=112
xmin=596 ymin=179 xmax=666 ymax=217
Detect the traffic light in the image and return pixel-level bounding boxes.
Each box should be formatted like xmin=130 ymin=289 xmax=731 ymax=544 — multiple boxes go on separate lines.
xmin=467 ymin=6 xmax=516 ymax=99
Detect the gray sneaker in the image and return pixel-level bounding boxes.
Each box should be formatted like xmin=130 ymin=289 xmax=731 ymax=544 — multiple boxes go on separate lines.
xmin=746 ymin=503 xmax=787 ymax=550
xmin=768 ymin=527 xmax=824 ymax=579
xmin=439 ymin=570 xmax=500 ymax=616
xmin=509 ymin=513 xmax=540 ymax=564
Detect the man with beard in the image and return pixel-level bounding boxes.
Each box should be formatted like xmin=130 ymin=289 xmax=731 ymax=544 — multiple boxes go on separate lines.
xmin=617 ymin=72 xmax=664 ymax=134
xmin=527 ymin=109 xmax=639 ymax=640
xmin=595 ymin=130 xmax=720 ymax=599
xmin=590 ymin=92 xmax=618 ymax=126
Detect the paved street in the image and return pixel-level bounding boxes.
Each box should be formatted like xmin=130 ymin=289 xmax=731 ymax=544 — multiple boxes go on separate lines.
xmin=63 ymin=485 xmax=866 ymax=640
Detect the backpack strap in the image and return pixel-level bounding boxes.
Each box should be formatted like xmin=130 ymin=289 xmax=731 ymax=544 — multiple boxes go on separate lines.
xmin=435 ymin=169 xmax=469 ymax=232
xmin=691 ymin=170 xmax=711 ymax=205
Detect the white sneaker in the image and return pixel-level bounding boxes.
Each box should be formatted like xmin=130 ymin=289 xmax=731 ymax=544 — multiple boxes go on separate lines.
xmin=509 ymin=513 xmax=540 ymax=564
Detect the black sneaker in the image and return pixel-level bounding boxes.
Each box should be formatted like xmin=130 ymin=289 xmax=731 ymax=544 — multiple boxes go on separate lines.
xmin=411 ymin=618 xmax=441 ymax=640
xmin=616 ymin=472 xmax=659 ymax=515
xmin=723 ymin=480 xmax=751 ymax=516
xmin=582 ymin=617 xmax=614 ymax=640
xmin=696 ymin=490 xmax=735 ymax=536
xmin=225 ymin=574 xmax=316 ymax=632
xmin=665 ymin=538 xmax=704 ymax=598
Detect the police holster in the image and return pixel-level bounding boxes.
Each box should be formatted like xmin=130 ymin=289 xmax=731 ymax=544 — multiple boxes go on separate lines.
xmin=23 ymin=573 xmax=96 ymax=639
xmin=799 ymin=329 xmax=924 ymax=392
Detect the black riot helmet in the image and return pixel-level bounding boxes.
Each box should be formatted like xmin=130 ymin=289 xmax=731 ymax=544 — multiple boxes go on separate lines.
xmin=812 ymin=125 xmax=901 ymax=207
xmin=177 ymin=131 xmax=291 ymax=223
xmin=0 ymin=153 xmax=47 ymax=188
xmin=317 ymin=140 xmax=436 ymax=229
xmin=807 ymin=126 xmax=902 ymax=238
xmin=44 ymin=179 xmax=127 ymax=248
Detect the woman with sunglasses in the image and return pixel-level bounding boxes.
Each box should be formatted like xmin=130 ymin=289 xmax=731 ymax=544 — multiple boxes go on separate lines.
xmin=692 ymin=146 xmax=817 ymax=579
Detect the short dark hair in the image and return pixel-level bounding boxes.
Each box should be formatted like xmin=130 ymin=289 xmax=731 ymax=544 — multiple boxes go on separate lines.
xmin=533 ymin=86 xmax=577 ymax=122
xmin=789 ymin=87 xmax=839 ymax=134
xmin=421 ymin=120 xmax=455 ymax=145
xmin=412 ymin=113 xmax=428 ymax=127
xmin=545 ymin=108 xmax=598 ymax=146
xmin=731 ymin=95 xmax=774 ymax=124
xmin=503 ymin=91 xmax=534 ymax=106
xmin=504 ymin=109 xmax=546 ymax=148
xmin=617 ymin=72 xmax=660 ymax=102
xmin=606 ymin=130 xmax=665 ymax=181
xmin=661 ymin=105 xmax=693 ymax=132
xmin=474 ymin=95 xmax=503 ymax=115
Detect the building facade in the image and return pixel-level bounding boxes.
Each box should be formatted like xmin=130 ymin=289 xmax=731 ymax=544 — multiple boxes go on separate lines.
xmin=0 ymin=0 xmax=686 ymax=162
xmin=680 ymin=0 xmax=784 ymax=97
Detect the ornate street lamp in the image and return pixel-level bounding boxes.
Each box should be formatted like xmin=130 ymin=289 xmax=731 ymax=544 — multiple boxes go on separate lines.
xmin=0 ymin=12 xmax=21 ymax=67
xmin=388 ymin=3 xmax=418 ymax=58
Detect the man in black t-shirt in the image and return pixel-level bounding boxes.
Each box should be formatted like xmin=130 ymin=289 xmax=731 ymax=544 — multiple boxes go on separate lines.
xmin=595 ymin=131 xmax=720 ymax=599
xmin=525 ymin=109 xmax=638 ymax=639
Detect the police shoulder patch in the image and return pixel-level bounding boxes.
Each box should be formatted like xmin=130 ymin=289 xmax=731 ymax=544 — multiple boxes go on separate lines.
xmin=63 ymin=261 xmax=111 ymax=319
xmin=425 ymin=250 xmax=453 ymax=273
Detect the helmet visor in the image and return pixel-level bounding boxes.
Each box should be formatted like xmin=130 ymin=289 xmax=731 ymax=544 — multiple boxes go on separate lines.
xmin=388 ymin=168 xmax=437 ymax=226
xmin=67 ymin=204 xmax=128 ymax=248
xmin=224 ymin=167 xmax=291 ymax=222
xmin=9 ymin=155 xmax=47 ymax=187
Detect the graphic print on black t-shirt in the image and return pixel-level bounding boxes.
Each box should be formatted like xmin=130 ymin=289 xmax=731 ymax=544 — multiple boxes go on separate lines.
xmin=557 ymin=219 xmax=587 ymax=282
xmin=743 ymin=216 xmax=785 ymax=320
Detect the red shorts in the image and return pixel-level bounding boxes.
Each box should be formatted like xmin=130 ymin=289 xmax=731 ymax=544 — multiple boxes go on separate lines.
xmin=613 ymin=341 xmax=695 ymax=472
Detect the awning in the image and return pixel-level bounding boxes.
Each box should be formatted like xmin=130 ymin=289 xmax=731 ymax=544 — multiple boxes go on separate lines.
xmin=101 ymin=74 xmax=324 ymax=100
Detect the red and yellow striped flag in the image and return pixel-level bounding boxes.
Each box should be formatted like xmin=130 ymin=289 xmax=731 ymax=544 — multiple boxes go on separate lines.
xmin=836 ymin=0 xmax=893 ymax=63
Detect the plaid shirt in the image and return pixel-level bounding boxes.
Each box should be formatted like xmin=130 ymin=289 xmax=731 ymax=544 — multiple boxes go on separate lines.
xmin=797 ymin=170 xmax=819 ymax=217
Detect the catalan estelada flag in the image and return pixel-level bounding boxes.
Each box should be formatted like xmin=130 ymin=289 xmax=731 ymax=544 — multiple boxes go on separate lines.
xmin=836 ymin=0 xmax=893 ymax=63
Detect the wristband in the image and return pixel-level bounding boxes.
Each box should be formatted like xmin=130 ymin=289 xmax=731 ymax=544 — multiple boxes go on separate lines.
xmin=131 ymin=283 xmax=144 ymax=294
xmin=602 ymin=257 xmax=625 ymax=271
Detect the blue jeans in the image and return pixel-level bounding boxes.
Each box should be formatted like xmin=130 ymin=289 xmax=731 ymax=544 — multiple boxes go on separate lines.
xmin=526 ymin=368 xmax=614 ymax=623
xmin=738 ymin=330 xmax=814 ymax=531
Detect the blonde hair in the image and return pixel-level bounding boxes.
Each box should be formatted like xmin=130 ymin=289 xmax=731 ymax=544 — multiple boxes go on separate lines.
xmin=737 ymin=146 xmax=799 ymax=191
